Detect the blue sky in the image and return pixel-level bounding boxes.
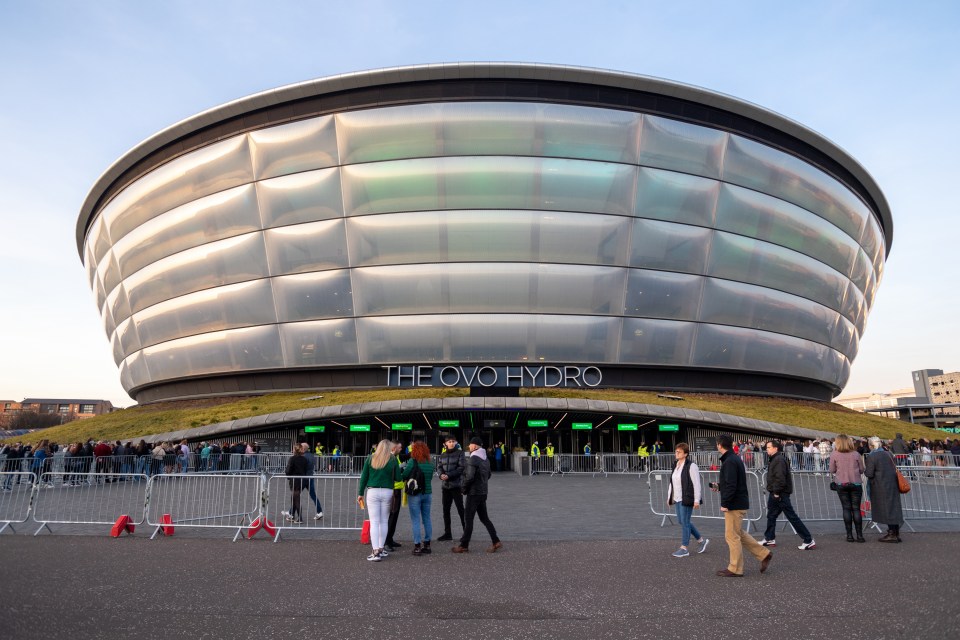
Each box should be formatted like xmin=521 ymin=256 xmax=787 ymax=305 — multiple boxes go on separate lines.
xmin=1 ymin=1 xmax=957 ymax=407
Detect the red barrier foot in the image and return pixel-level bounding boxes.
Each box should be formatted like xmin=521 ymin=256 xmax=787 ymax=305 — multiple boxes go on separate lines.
xmin=160 ymin=513 xmax=175 ymax=536
xmin=247 ymin=516 xmax=278 ymax=539
xmin=111 ymin=515 xmax=133 ymax=537
xmin=360 ymin=519 xmax=371 ymax=544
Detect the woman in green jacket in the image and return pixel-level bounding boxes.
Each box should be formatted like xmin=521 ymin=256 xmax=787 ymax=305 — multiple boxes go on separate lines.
xmin=358 ymin=439 xmax=401 ymax=561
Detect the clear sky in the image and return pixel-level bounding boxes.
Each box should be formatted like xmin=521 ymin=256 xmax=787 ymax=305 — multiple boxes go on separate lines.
xmin=1 ymin=1 xmax=957 ymax=408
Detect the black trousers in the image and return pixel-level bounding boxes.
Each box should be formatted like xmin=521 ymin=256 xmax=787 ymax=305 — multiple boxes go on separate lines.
xmin=441 ymin=486 xmax=465 ymax=535
xmin=385 ymin=488 xmax=401 ymax=544
xmin=836 ymin=484 xmax=863 ymax=534
xmin=764 ymin=493 xmax=812 ymax=543
xmin=460 ymin=494 xmax=499 ymax=549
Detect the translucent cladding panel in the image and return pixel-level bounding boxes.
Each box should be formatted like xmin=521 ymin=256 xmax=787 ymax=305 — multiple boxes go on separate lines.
xmin=707 ymin=232 xmax=847 ymax=312
xmin=102 ymin=136 xmax=254 ymax=244
xmin=106 ymin=283 xmax=132 ymax=326
xmin=848 ymin=249 xmax=874 ymax=296
xmin=94 ymin=273 xmax=107 ymax=313
xmin=133 ymin=279 xmax=278 ymax=349
xmin=272 ymin=270 xmax=354 ymax=322
xmin=142 ymin=325 xmax=283 ymax=382
xmin=635 ymin=168 xmax=719 ymax=227
xmin=832 ymin=314 xmax=859 ymax=360
xmin=124 ymin=232 xmax=269 ymax=315
xmin=357 ymin=315 xmax=620 ymax=363
xmin=692 ymin=324 xmax=846 ymax=387
xmin=623 ymin=270 xmax=703 ymax=321
xmin=715 ymin=184 xmax=858 ymax=276
xmin=619 ymin=318 xmax=696 ymax=365
xmin=101 ymin=300 xmax=116 ymax=340
xmin=347 ymin=210 xmax=629 ymax=267
xmin=113 ymin=185 xmax=261 ymax=278
xmin=86 ymin=214 xmax=112 ymax=276
xmin=537 ymin=103 xmax=642 ymax=163
xmin=264 ymin=219 xmax=348 ymax=276
xmin=85 ymin=241 xmax=98 ymax=289
xmin=98 ymin=251 xmax=123 ymax=298
xmin=352 ymin=263 xmax=626 ymax=316
xmin=840 ymin=281 xmax=866 ymax=334
xmin=698 ymin=278 xmax=844 ymax=354
xmin=336 ymin=104 xmax=445 ymax=164
xmin=120 ymin=351 xmax=150 ymax=391
xmin=280 ymin=319 xmax=359 ymax=366
xmin=115 ymin=316 xmax=142 ymax=361
xmin=629 ymin=219 xmax=712 ymax=274
xmin=341 ymin=157 xmax=636 ymax=216
xmin=861 ymin=216 xmax=885 ymax=274
xmin=249 ymin=115 xmax=338 ymax=180
xmin=638 ymin=115 xmax=726 ymax=179
xmin=111 ymin=333 xmax=125 ymax=366
xmin=722 ymin=135 xmax=868 ymax=243
xmin=257 ymin=168 xmax=343 ymax=228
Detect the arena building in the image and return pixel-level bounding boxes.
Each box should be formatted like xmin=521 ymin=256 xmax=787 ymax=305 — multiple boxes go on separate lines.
xmin=76 ymin=63 xmax=891 ymax=452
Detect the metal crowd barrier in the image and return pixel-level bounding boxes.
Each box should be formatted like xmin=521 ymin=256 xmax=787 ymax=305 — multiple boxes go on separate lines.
xmin=648 ymin=469 xmax=765 ymax=531
xmin=601 ymin=454 xmax=644 ymax=474
xmin=529 ymin=456 xmax=556 ymax=475
xmin=762 ymin=470 xmax=848 ymax=525
xmin=265 ymin=474 xmax=364 ymax=542
xmin=32 ymin=472 xmax=148 ymax=536
xmin=146 ymin=473 xmax=262 ymax=542
xmin=0 ymin=472 xmax=36 ymax=534
xmin=896 ymin=466 xmax=960 ymax=520
xmin=553 ymin=454 xmax=607 ymax=477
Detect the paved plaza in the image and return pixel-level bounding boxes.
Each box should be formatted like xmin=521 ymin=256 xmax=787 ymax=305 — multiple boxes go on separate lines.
xmin=1 ymin=473 xmax=958 ymax=639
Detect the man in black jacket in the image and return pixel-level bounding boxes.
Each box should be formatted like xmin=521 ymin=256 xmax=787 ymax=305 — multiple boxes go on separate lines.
xmin=759 ymin=440 xmax=815 ymax=550
xmin=435 ymin=435 xmax=466 ymax=542
xmin=452 ymin=437 xmax=502 ymax=554
xmin=715 ymin=435 xmax=771 ymax=577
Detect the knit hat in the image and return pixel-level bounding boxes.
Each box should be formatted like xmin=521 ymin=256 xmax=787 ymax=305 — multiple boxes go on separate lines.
xmin=469 ymin=436 xmax=483 ymax=447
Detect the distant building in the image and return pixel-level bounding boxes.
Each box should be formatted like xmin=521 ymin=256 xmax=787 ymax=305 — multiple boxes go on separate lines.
xmin=0 ymin=398 xmax=115 ymax=428
xmin=928 ymin=372 xmax=960 ymax=415
xmin=834 ymin=388 xmax=917 ymax=412
xmin=911 ymin=369 xmax=944 ymax=402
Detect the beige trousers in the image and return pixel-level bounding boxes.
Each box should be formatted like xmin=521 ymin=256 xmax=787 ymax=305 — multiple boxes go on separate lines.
xmin=724 ymin=509 xmax=769 ymax=575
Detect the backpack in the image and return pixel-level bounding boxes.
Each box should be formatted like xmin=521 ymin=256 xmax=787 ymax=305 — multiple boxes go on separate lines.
xmin=405 ymin=461 xmax=426 ymax=496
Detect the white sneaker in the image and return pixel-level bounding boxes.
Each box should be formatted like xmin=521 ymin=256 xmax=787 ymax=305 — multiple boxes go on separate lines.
xmin=759 ymin=539 xmax=776 ymax=547
xmin=697 ymin=538 xmax=710 ymax=554
xmin=366 ymin=552 xmax=382 ymax=562
xmin=798 ymin=540 xmax=816 ymax=550
xmin=378 ymin=548 xmax=390 ymax=557
xmin=314 ymin=512 xmax=324 ymax=520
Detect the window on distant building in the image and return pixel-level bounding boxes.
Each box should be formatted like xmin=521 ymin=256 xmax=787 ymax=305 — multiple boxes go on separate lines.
xmin=58 ymin=404 xmax=71 ymax=413
xmin=79 ymin=404 xmax=95 ymax=414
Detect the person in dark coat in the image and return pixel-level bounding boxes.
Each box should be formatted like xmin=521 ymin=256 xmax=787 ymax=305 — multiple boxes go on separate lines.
xmin=864 ymin=436 xmax=904 ymax=542
xmin=452 ymin=437 xmax=502 ymax=554
xmin=714 ymin=434 xmax=772 ymax=577
xmin=759 ymin=440 xmax=815 ymax=550
xmin=283 ymin=445 xmax=310 ymax=524
xmin=435 ymin=435 xmax=466 ymax=541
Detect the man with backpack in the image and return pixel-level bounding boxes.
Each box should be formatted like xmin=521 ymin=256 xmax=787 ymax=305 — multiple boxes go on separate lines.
xmin=436 ymin=435 xmax=466 ymax=542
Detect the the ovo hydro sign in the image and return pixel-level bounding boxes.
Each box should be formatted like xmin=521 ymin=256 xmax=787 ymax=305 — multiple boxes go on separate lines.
xmin=383 ymin=365 xmax=602 ymax=388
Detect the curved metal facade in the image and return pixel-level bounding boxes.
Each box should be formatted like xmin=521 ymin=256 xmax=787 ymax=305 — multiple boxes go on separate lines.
xmin=78 ymin=64 xmax=890 ymax=402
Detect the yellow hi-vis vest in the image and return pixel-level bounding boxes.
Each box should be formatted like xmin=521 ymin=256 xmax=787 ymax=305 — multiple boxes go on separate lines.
xmin=638 ymin=446 xmax=649 ymax=458
xmin=393 ymin=454 xmax=405 ymax=490
xmin=545 ymin=445 xmax=555 ymax=457
xmin=530 ymin=444 xmax=540 ymax=458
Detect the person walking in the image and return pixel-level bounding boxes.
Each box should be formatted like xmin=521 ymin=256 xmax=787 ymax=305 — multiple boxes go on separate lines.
xmin=758 ymin=440 xmax=815 ymax=550
xmin=714 ymin=435 xmax=772 ymax=577
xmin=402 ymin=441 xmax=435 ymax=555
xmin=452 ymin=437 xmax=502 ymax=554
xmin=829 ymin=434 xmax=865 ymax=542
xmin=301 ymin=442 xmax=324 ymax=520
xmin=864 ymin=436 xmax=905 ymax=543
xmin=283 ymin=445 xmax=309 ymax=524
xmin=436 ymin=435 xmax=466 ymax=542
xmin=666 ymin=442 xmax=709 ymax=557
xmin=357 ymin=439 xmax=401 ymax=561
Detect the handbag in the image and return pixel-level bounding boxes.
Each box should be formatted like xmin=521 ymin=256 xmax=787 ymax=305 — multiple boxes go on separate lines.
xmin=829 ymin=481 xmax=838 ymax=491
xmin=895 ymin=468 xmax=911 ymax=494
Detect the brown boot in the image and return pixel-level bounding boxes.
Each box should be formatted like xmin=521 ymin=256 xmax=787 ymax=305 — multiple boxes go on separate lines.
xmin=452 ymin=545 xmax=469 ymax=553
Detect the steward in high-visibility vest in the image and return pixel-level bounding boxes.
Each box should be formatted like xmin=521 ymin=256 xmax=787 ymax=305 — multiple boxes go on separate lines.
xmin=315 ymin=444 xmax=325 ymax=456
xmin=638 ymin=445 xmax=649 ymax=458
xmin=332 ymin=445 xmax=341 ymax=457
xmin=545 ymin=443 xmax=555 ymax=457
xmin=530 ymin=443 xmax=541 ymax=458
xmin=583 ymin=442 xmax=592 ymax=456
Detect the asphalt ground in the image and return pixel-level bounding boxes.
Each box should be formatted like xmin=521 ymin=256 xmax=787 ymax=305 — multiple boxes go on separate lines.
xmin=1 ymin=473 xmax=959 ymax=639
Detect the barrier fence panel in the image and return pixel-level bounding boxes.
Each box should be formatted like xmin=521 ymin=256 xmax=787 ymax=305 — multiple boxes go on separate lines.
xmin=530 ymin=456 xmax=557 ymax=475
xmin=897 ymin=466 xmax=960 ymax=520
xmin=764 ymin=470 xmax=847 ymax=527
xmin=146 ymin=473 xmax=261 ymax=541
xmin=31 ymin=473 xmax=148 ymax=535
xmin=554 ymin=454 xmax=606 ymax=477
xmin=0 ymin=472 xmax=36 ymax=534
xmin=266 ymin=474 xmax=363 ymax=541
xmin=601 ymin=454 xmax=644 ymax=474
xmin=648 ymin=469 xmax=765 ymax=531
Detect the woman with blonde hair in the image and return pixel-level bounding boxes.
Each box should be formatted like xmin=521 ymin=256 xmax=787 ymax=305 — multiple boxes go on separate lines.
xmin=829 ymin=434 xmax=865 ymax=542
xmin=358 ymin=439 xmax=401 ymax=561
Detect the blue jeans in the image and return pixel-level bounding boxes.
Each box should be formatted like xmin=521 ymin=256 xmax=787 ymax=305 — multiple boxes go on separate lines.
xmin=308 ymin=479 xmax=323 ymax=511
xmin=407 ymin=492 xmax=433 ymax=544
xmin=675 ymin=502 xmax=702 ymax=548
